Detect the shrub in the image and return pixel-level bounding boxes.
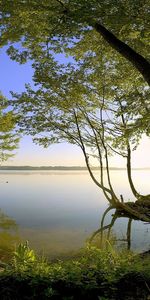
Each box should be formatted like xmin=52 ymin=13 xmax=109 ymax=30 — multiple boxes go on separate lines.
xmin=0 ymin=242 xmax=149 ymax=299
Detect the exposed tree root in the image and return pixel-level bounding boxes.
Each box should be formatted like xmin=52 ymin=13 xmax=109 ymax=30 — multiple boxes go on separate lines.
xmin=115 ymin=199 xmax=150 ymax=222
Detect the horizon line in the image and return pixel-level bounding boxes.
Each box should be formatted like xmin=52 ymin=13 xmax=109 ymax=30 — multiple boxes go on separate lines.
xmin=0 ymin=165 xmax=150 ymax=170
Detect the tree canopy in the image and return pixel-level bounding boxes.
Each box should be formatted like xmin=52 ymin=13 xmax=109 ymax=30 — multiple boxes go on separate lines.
xmin=0 ymin=0 xmax=149 ymax=83
xmin=0 ymin=1 xmax=150 ymax=214
xmin=0 ymin=0 xmax=149 ymax=136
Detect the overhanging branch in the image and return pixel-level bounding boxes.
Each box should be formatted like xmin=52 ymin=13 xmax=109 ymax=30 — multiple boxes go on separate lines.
xmin=95 ymin=23 xmax=150 ymax=85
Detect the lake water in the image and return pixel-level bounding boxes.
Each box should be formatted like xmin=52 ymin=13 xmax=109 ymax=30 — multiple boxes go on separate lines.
xmin=0 ymin=170 xmax=150 ymax=258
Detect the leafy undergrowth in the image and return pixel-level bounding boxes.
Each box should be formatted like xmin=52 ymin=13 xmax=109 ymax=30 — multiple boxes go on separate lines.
xmin=0 ymin=241 xmax=150 ymax=299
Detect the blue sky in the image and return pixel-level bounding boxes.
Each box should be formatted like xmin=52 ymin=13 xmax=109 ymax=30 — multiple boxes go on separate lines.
xmin=0 ymin=47 xmax=85 ymax=166
xmin=0 ymin=47 xmax=150 ymax=167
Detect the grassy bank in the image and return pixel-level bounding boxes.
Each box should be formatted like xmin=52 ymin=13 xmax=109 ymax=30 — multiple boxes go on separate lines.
xmin=0 ymin=242 xmax=150 ymax=299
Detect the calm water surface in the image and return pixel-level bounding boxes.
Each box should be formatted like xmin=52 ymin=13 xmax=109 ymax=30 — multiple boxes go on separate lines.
xmin=0 ymin=170 xmax=150 ymax=257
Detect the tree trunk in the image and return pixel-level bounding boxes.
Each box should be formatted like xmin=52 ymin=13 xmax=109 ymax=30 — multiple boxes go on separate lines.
xmin=94 ymin=23 xmax=150 ymax=85
xmin=127 ymin=145 xmax=141 ymax=199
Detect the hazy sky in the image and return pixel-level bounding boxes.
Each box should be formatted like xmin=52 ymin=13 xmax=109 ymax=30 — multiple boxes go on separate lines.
xmin=1 ymin=47 xmax=150 ymax=167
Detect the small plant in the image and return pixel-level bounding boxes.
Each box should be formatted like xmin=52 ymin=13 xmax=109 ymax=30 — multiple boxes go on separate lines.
xmin=13 ymin=241 xmax=36 ymax=271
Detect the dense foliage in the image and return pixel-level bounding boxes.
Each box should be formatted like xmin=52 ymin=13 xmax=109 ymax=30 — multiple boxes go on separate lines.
xmin=0 ymin=0 xmax=149 ymax=83
xmin=0 ymin=3 xmax=149 ymax=298
xmin=0 ymin=94 xmax=19 ymax=162
xmin=0 ymin=1 xmax=149 ymax=209
xmin=0 ymin=242 xmax=150 ymax=299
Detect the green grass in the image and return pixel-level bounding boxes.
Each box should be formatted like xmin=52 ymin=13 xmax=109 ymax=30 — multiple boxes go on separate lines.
xmin=0 ymin=241 xmax=150 ymax=299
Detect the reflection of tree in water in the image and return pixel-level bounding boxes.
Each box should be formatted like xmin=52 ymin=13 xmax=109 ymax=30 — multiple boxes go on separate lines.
xmin=90 ymin=206 xmax=149 ymax=250
xmin=0 ymin=209 xmax=20 ymax=261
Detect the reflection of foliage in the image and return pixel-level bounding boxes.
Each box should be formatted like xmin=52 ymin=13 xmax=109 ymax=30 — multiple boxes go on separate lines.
xmin=0 ymin=209 xmax=17 ymax=230
xmin=0 ymin=209 xmax=20 ymax=261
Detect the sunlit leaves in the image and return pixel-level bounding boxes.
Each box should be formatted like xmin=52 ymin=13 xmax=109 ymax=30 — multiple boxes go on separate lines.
xmin=0 ymin=0 xmax=149 ymax=165
xmin=0 ymin=94 xmax=19 ymax=162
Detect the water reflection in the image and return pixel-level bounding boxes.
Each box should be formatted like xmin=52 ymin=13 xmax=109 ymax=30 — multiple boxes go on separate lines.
xmin=0 ymin=209 xmax=20 ymax=261
xmin=89 ymin=206 xmax=150 ymax=251
xmin=0 ymin=170 xmax=150 ymax=256
xmin=0 ymin=206 xmax=149 ymax=259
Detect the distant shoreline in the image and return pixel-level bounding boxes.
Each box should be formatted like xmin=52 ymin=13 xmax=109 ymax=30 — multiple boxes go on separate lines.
xmin=0 ymin=166 xmax=150 ymax=171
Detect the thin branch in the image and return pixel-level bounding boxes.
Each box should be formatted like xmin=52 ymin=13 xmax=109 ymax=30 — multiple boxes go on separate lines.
xmin=56 ymin=0 xmax=65 ymax=7
xmin=106 ymin=142 xmax=127 ymax=158
xmin=79 ymin=107 xmax=113 ymax=203
xmin=118 ymin=99 xmax=141 ymax=199
xmin=73 ymin=109 xmax=112 ymax=196
xmin=99 ymin=85 xmax=118 ymax=203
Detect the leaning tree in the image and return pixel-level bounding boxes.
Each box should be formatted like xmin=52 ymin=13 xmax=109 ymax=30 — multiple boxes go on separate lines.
xmin=0 ymin=0 xmax=149 ymax=220
xmin=11 ymin=50 xmax=150 ymax=222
